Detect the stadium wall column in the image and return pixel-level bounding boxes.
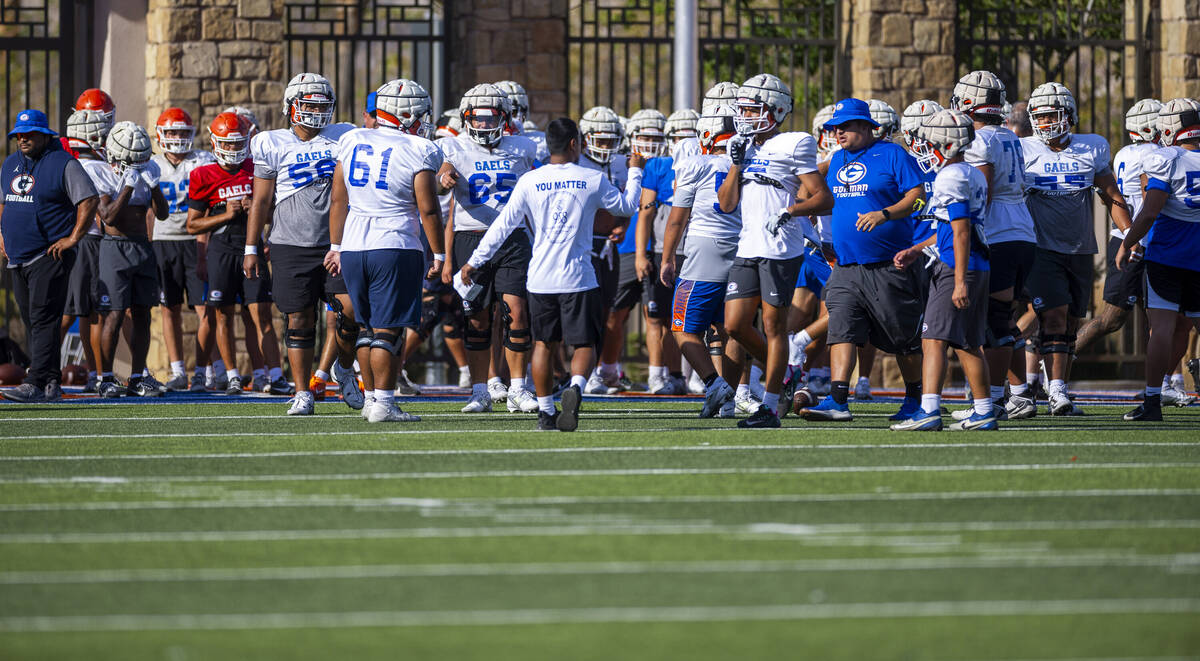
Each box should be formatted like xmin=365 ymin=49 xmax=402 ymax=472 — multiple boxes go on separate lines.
xmin=97 ymin=0 xmax=148 ymax=129
xmin=448 ymin=0 xmax=569 ymax=128
xmin=844 ymin=0 xmax=956 ymax=113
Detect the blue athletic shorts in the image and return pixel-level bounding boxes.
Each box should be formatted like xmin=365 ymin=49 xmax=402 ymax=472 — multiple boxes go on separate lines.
xmin=671 ymin=279 xmax=726 ymax=334
xmin=795 ymin=246 xmax=832 ymax=297
xmin=340 ymin=248 xmax=424 ymax=330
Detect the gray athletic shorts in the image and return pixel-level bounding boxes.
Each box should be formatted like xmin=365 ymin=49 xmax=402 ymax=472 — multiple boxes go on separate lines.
xmin=825 ymin=261 xmax=923 ymax=354
xmin=97 ymin=235 xmax=159 ymax=311
xmin=922 ymin=261 xmax=990 ymax=349
xmin=725 ymin=255 xmax=804 ymax=307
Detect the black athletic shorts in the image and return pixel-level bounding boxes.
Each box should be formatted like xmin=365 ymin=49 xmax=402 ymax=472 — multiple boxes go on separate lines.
xmin=97 ymin=235 xmax=159 ymax=311
xmin=451 ymin=229 xmax=530 ymax=311
xmin=153 ymin=239 xmax=206 ymax=308
xmin=1145 ymin=260 xmax=1200 ymax=316
xmin=642 ymin=252 xmax=683 ymax=321
xmin=206 ymin=245 xmax=271 ymax=307
xmin=612 ymin=252 xmax=643 ymax=311
xmin=267 ymin=243 xmax=344 ymax=314
xmin=1101 ymin=236 xmax=1146 ymax=310
xmin=591 ymin=236 xmax=620 ymax=309
xmin=987 ymin=240 xmax=1036 ymax=295
xmin=825 ymin=261 xmax=924 ymax=355
xmin=726 ymin=254 xmax=804 ymax=308
xmin=64 ymin=233 xmax=102 ymax=317
xmin=529 ymin=287 xmax=603 ymax=346
xmin=1028 ymin=248 xmax=1093 ymax=318
xmin=922 ymin=261 xmax=991 ymax=349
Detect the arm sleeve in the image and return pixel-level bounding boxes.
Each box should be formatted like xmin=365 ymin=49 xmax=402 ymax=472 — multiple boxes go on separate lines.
xmin=467 ymin=180 xmax=527 ymax=269
xmin=251 ymin=134 xmax=277 ymax=179
xmin=62 ymin=159 xmax=98 ymax=204
xmin=602 ymin=167 xmax=643 ymax=216
xmin=790 ymin=135 xmax=819 ymax=175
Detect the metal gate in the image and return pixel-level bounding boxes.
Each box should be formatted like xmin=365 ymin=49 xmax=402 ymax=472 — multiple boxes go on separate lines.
xmin=284 ymin=0 xmax=451 ymax=121
xmin=568 ymin=0 xmax=842 ymax=133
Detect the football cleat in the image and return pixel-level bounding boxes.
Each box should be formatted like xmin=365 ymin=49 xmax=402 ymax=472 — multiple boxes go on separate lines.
xmin=287 ymin=391 xmax=315 ymax=416
xmin=368 ymin=400 xmax=420 ymax=423
xmin=268 ymin=376 xmax=295 ymax=396
xmin=734 ymin=391 xmax=761 ymax=414
xmin=853 ymin=378 xmax=873 ymax=401
xmin=332 ymin=361 xmax=364 ymax=410
xmin=188 ymin=373 xmax=206 ymax=393
xmin=252 ymin=373 xmax=269 ymax=393
xmin=951 ymin=401 xmax=1007 ymax=421
xmin=488 ymin=380 xmax=509 ymax=403
xmin=738 ymin=406 xmax=781 ymax=429
xmin=1048 ymin=391 xmax=1074 ymax=416
xmin=1 ymin=383 xmax=45 ymax=403
xmin=128 ymin=378 xmax=163 ymax=398
xmin=800 ymin=397 xmax=852 ymax=422
xmin=507 ymin=387 xmax=539 ymax=413
xmin=309 ymin=375 xmax=327 ymax=400
xmin=888 ymin=398 xmax=922 ymax=422
xmin=99 ymin=379 xmax=126 ymax=398
xmin=718 ymin=400 xmax=736 ymax=418
xmin=1161 ymin=385 xmax=1195 ymax=408
xmin=1123 ymin=401 xmax=1162 ymax=422
xmin=584 ymin=372 xmax=618 ymax=395
xmin=462 ymin=392 xmax=493 ymax=413
xmin=699 ymin=379 xmax=735 ymax=419
xmin=396 ymin=370 xmax=421 ymax=396
xmin=949 ymin=410 xmax=999 ymax=431
xmin=225 ymin=376 xmax=244 ymax=396
xmin=141 ymin=372 xmax=168 ymax=394
xmin=83 ymin=373 xmax=101 ymax=394
xmin=890 ymin=410 xmax=944 ymax=432
xmin=43 ymin=381 xmax=63 ymax=402
xmin=537 ymin=410 xmax=559 ymax=431
xmin=1005 ymin=394 xmax=1037 ymax=419
xmin=164 ymin=373 xmax=189 ymax=392
xmin=557 ymin=385 xmax=582 ymax=432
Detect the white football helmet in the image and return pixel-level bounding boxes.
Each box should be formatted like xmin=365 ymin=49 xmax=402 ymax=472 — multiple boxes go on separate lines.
xmin=1156 ymin=97 xmax=1200 ymax=147
xmin=868 ymin=99 xmax=899 ymax=140
xmin=812 ymin=103 xmax=839 ymax=157
xmin=522 ymin=118 xmax=540 ymax=132
xmin=665 ymin=108 xmax=699 ymax=142
xmin=627 ymin=109 xmax=667 ymax=157
xmin=900 ymin=99 xmax=945 ymax=151
xmin=579 ymin=106 xmax=623 ymax=164
xmin=697 ymin=104 xmax=738 ymax=154
xmin=223 ymin=106 xmax=261 ymax=137
xmin=493 ymin=80 xmax=530 ymax=124
xmin=436 ymin=109 xmax=464 ymax=140
xmin=617 ymin=115 xmax=631 ymax=154
xmin=913 ymin=109 xmax=975 ymax=173
xmin=459 ymin=83 xmax=512 ymax=147
xmin=66 ymin=109 xmax=110 ymax=152
xmin=1028 ymin=82 xmax=1077 ymax=144
xmin=1125 ymin=98 xmax=1163 ymax=143
xmin=105 ymin=121 xmax=153 ymax=174
xmin=734 ymin=73 xmax=792 ymax=135
xmin=701 ymin=81 xmax=740 ymax=115
xmin=375 ymin=78 xmax=434 ymax=139
xmin=283 ymin=73 xmax=336 ymax=129
xmin=950 ymin=70 xmax=1007 ymax=119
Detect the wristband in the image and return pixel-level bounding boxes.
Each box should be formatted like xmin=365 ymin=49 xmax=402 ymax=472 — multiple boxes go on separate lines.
xmin=433 ymin=253 xmax=446 ymax=262
xmin=881 ymin=208 xmax=892 ymax=220
xmin=244 ymin=245 xmax=258 ymax=256
xmin=330 ymin=243 xmax=341 ymax=252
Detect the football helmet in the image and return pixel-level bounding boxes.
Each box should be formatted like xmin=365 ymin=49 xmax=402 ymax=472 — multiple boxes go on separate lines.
xmin=950 ymin=70 xmax=1007 ymax=119
xmin=66 ymin=109 xmax=111 ymax=152
xmin=697 ymin=104 xmax=738 ymax=154
xmin=283 ymin=73 xmax=336 ymax=129
xmin=209 ymin=112 xmax=251 ymax=166
xmin=912 ymin=109 xmax=975 ymax=173
xmin=900 ymin=99 xmax=945 ymax=150
xmin=459 ymin=83 xmax=512 ymax=147
xmin=579 ymin=106 xmax=623 ymax=164
xmin=493 ymin=80 xmax=530 ymax=123
xmin=868 ymin=99 xmax=899 ymax=140
xmin=73 ymin=88 xmax=115 ymax=142
xmin=702 ymin=81 xmax=740 ymax=115
xmin=812 ymin=103 xmax=839 ymax=156
xmin=1028 ymin=82 xmax=1077 ymax=144
xmin=627 ymin=109 xmax=668 ymax=157
xmin=155 ymin=107 xmax=195 ymax=154
xmin=1156 ymin=97 xmax=1200 ymax=147
xmin=734 ymin=74 xmax=792 ymax=135
xmin=665 ymin=109 xmax=699 ymax=141
xmin=436 ymin=109 xmax=463 ymax=139
xmin=374 ymin=78 xmax=434 ymax=139
xmin=105 ymin=121 xmax=153 ymax=174
xmin=1125 ymin=98 xmax=1163 ymax=143
xmin=223 ymin=106 xmax=261 ymax=137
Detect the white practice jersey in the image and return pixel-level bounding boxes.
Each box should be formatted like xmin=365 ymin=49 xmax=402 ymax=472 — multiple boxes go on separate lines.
xmin=929 ymin=162 xmax=989 ymax=270
xmin=89 ymin=159 xmax=159 ymax=209
xmin=672 ymin=153 xmax=741 ymax=241
xmin=962 ymin=125 xmax=1035 ymax=244
xmin=468 ymin=162 xmax=643 ymax=294
xmin=79 ymin=158 xmax=117 ymax=236
xmin=1142 ymin=146 xmax=1200 ymax=271
xmin=522 ymin=129 xmax=549 ymax=162
xmin=672 ymin=137 xmax=700 ymax=162
xmin=439 ymin=134 xmax=538 ymax=231
xmin=151 ymin=151 xmax=215 ymax=241
xmin=1021 ymin=133 xmax=1112 ymax=255
xmin=336 ymin=127 xmax=443 ymax=252
xmin=737 ymin=131 xmax=820 ymax=259
xmin=252 ymin=123 xmax=354 ymax=247
xmin=1113 ymin=141 xmax=1159 ymax=237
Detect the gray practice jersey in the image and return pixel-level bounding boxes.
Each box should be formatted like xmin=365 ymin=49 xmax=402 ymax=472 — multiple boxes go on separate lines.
xmin=151 ymin=151 xmax=216 ymax=241
xmin=963 ymin=125 xmax=1035 ymax=245
xmin=251 ymin=122 xmax=354 ymax=247
xmin=673 ymin=153 xmax=742 ymax=283
xmin=1021 ymin=133 xmax=1112 ymax=255
xmin=439 ymin=134 xmax=538 ymax=232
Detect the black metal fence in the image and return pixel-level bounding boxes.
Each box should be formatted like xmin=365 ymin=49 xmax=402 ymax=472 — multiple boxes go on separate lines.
xmin=567 ymin=0 xmax=843 ymax=134
xmin=284 ymin=0 xmax=451 ymax=122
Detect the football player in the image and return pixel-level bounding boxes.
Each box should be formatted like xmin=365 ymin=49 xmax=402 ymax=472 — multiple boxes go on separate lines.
xmin=74 ymin=89 xmax=116 ymax=149
xmin=718 ymin=74 xmax=833 ymax=427
xmin=186 ymin=112 xmax=286 ymax=395
xmin=437 ymin=83 xmax=539 ymax=414
xmin=494 ymin=80 xmax=548 ymax=162
xmin=326 ymin=78 xmax=445 ymax=423
xmin=95 ymin=122 xmax=169 ymax=397
xmin=1022 ymin=82 xmax=1131 ymax=415
xmin=149 ymin=108 xmax=217 ymax=392
xmin=244 ymin=72 xmax=365 ymax=415
xmin=891 ymin=109 xmax=995 ymax=431
xmin=671 ymin=82 xmax=738 ymax=165
xmin=1116 ymin=98 xmax=1200 ymax=420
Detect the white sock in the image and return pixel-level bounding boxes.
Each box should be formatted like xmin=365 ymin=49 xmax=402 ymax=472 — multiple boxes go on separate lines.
xmin=375 ymin=389 xmax=394 ymax=405
xmin=974 ymin=397 xmax=993 ymax=415
xmin=170 ymin=361 xmax=185 ymax=377
xmin=989 ymin=385 xmax=1005 ymax=401
xmin=570 ymin=374 xmax=587 ymax=390
xmin=225 ymin=369 xmax=239 ymax=381
xmin=1049 ymin=379 xmax=1067 ymax=395
xmin=1026 ymin=372 xmax=1040 ymax=386
xmin=459 ymin=365 xmax=470 ymax=377
xmin=471 ymin=383 xmax=488 ymax=398
xmin=488 ymin=376 xmax=503 ymax=387
xmin=681 ymin=361 xmax=694 ymax=379
xmin=205 ymin=365 xmax=214 ymax=379
xmin=1162 ymin=375 xmax=1172 ymax=389
xmin=269 ymin=367 xmax=283 ymax=381
xmin=736 ymin=384 xmax=750 ymax=398
xmin=650 ymin=365 xmax=666 ymax=380
xmin=598 ymin=362 xmax=619 ymax=378
xmin=314 ymin=369 xmax=331 ymax=382
xmin=510 ymin=378 xmax=525 ymax=391
xmin=762 ymin=391 xmax=779 ymax=413
xmin=537 ymin=395 xmax=555 ymax=414
xmin=750 ymin=364 xmax=764 ymax=384
xmin=364 ymin=389 xmax=375 ymax=402
xmin=921 ymin=394 xmax=941 ymax=414
xmin=1010 ymin=382 xmax=1028 ymax=396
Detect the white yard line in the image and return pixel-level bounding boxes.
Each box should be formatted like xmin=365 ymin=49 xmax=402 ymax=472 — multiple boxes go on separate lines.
xmin=1 ymin=598 xmax=1196 ymax=632
xmin=0 ymin=462 xmax=1194 ymax=485
xmin=2 ymin=553 xmax=1195 ymax=585
xmin=1 ymin=519 xmax=1196 ymax=544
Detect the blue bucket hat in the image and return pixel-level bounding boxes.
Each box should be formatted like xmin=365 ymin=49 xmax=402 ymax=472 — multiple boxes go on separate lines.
xmin=8 ymin=109 xmax=58 ymax=137
xmin=365 ymin=92 xmax=377 ymax=114
xmin=822 ymin=98 xmax=879 ymax=130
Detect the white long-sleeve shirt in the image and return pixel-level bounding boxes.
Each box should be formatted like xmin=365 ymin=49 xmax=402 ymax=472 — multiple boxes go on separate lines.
xmin=468 ymin=161 xmax=643 ymax=293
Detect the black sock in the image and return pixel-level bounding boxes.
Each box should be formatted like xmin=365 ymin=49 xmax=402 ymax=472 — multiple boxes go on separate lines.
xmin=831 ymin=380 xmax=849 ymax=405
xmin=702 ymin=372 xmax=718 ymax=387
xmin=1145 ymin=393 xmax=1161 ymax=407
xmin=669 ymin=371 xmax=683 ymax=380
xmin=904 ymin=380 xmax=922 ymax=400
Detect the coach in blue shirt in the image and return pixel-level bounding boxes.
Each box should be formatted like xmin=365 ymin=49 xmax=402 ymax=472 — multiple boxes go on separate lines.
xmin=0 ymin=109 xmax=99 ymax=402
xmin=798 ymin=98 xmax=928 ymax=422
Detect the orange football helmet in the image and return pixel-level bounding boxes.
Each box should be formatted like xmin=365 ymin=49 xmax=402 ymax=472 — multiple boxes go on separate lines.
xmin=155 ymin=107 xmax=195 ymax=154
xmin=209 ymin=112 xmax=250 ymax=166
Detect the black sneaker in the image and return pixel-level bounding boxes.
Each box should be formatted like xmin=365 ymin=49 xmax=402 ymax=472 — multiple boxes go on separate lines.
xmin=128 ymin=378 xmax=163 ymax=398
xmin=537 ymin=410 xmax=559 ymax=431
xmin=1 ymin=382 xmax=45 ymax=403
xmin=1123 ymin=400 xmax=1162 ymax=422
xmin=44 ymin=380 xmax=63 ymax=402
xmin=225 ymin=375 xmax=244 ymax=396
xmin=738 ymin=406 xmax=781 ymax=428
xmin=778 ymin=371 xmax=798 ymax=420
xmin=557 ymin=385 xmax=581 ymax=432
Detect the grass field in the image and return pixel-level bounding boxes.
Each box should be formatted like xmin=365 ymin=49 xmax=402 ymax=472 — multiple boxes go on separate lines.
xmin=0 ymin=394 xmax=1197 ymax=660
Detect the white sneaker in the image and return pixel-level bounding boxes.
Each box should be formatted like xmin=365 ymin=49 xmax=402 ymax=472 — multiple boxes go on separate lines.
xmin=488 ymin=380 xmax=509 ymax=403
xmin=287 ymin=390 xmax=315 ymax=416
xmin=1162 ymin=384 xmax=1196 ymax=408
xmin=1005 ymin=394 xmax=1037 ymax=419
xmin=687 ymin=372 xmax=706 ymax=395
xmin=734 ymin=391 xmax=761 ymax=414
xmin=951 ymin=406 xmax=975 ymax=421
xmin=368 ymin=399 xmax=420 ymax=422
xmin=952 ymin=402 xmax=1007 ymax=421
xmin=462 ymin=391 xmax=492 ymax=413
xmin=1048 ymin=391 xmax=1073 ymax=416
xmin=457 ymin=368 xmax=472 ymax=389
xmin=332 ymin=361 xmax=365 ymax=410
xmin=506 ymin=387 xmax=540 ymax=413
xmin=648 ymin=374 xmax=674 ymax=395
xmin=585 ymin=372 xmax=618 ymax=395
xmin=361 ymin=395 xmax=375 ymax=420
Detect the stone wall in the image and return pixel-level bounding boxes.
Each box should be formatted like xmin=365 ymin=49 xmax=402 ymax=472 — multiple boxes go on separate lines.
xmin=1159 ymin=0 xmax=1200 ymax=100
xmin=844 ymin=0 xmax=956 ymax=112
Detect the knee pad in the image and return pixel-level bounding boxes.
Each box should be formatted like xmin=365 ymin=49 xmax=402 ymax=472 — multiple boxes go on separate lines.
xmin=498 ymin=299 xmax=514 ymax=327
xmin=355 ymin=328 xmax=374 ymax=350
xmin=503 ymin=326 xmax=531 ymax=352
xmin=370 ymin=331 xmax=402 ymax=356
xmin=442 ymin=322 xmax=464 ymax=340
xmin=334 ymin=310 xmax=359 ymax=343
xmin=704 ymin=327 xmax=724 ymax=356
xmin=1038 ymin=332 xmax=1072 ymax=355
xmin=986 ymin=298 xmax=1015 ymax=348
xmin=464 ymin=324 xmax=491 ymax=351
xmin=1013 ymin=337 xmax=1027 ymax=351
xmin=284 ymin=327 xmax=316 ymax=349
xmin=418 ymin=301 xmax=440 ymax=341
